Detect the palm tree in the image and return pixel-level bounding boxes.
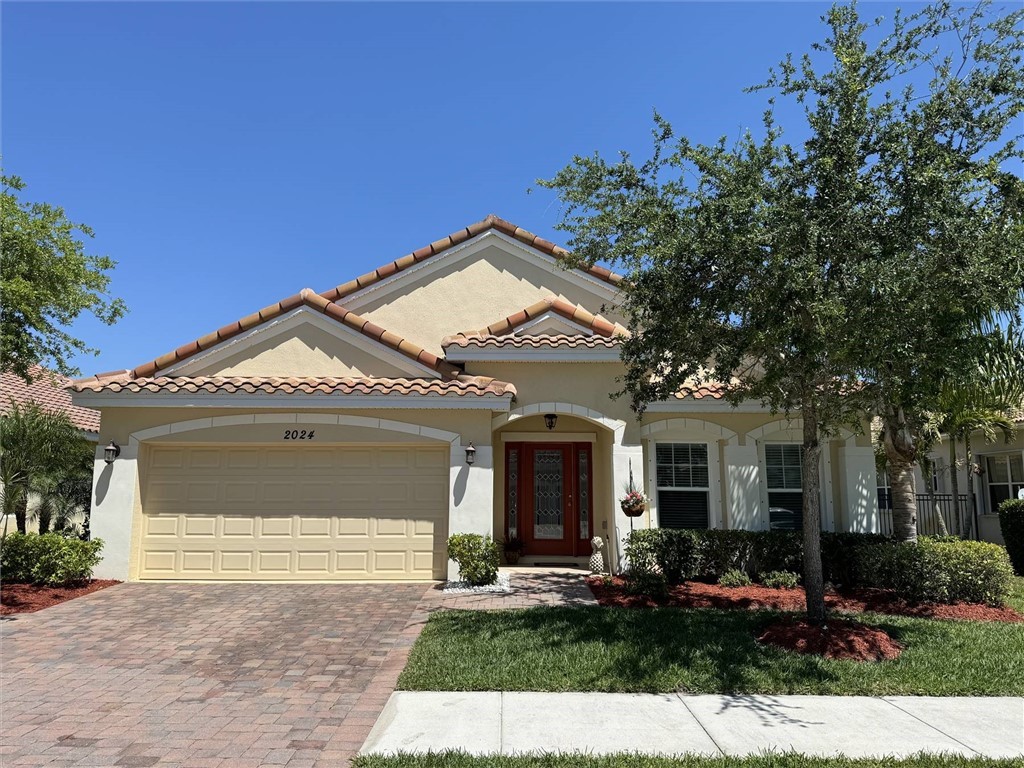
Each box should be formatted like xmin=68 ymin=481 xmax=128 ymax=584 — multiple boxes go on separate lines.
xmin=0 ymin=401 xmax=88 ymax=534
xmin=924 ymin=323 xmax=1024 ymax=537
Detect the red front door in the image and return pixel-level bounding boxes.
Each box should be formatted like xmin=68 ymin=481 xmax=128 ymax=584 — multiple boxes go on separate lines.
xmin=505 ymin=442 xmax=592 ymax=558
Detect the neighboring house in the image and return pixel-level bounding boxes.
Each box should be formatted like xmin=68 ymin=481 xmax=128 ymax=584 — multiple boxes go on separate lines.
xmin=69 ymin=215 xmax=880 ymax=582
xmin=912 ymin=403 xmax=1024 ymax=545
xmin=1 ymin=366 xmax=101 ymax=534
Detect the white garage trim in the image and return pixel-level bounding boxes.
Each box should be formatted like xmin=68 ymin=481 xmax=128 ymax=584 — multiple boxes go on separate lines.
xmin=129 ymin=414 xmax=461 ymax=447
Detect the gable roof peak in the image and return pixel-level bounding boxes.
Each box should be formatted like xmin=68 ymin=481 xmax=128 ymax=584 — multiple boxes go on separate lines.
xmin=320 ymin=215 xmax=623 ymax=304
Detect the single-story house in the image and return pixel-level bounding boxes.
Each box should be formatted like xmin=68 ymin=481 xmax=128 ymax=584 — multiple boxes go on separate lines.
xmin=2 ymin=366 xmax=101 ymax=533
xmin=903 ymin=403 xmax=1024 ymax=545
xmin=69 ymin=215 xmax=881 ymax=582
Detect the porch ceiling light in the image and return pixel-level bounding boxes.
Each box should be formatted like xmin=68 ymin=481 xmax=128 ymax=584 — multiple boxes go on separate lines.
xmin=544 ymin=413 xmax=557 ymax=431
xmin=465 ymin=441 xmax=477 ymax=466
xmin=103 ymin=440 xmax=121 ymax=464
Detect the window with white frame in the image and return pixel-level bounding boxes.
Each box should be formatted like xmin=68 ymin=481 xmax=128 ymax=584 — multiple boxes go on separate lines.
xmin=655 ymin=443 xmax=710 ymax=529
xmin=985 ymin=453 xmax=1024 ymax=513
xmin=765 ymin=443 xmax=804 ymax=530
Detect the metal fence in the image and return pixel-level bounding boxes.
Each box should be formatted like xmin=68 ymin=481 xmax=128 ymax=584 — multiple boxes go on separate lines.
xmin=877 ymin=491 xmax=973 ymax=537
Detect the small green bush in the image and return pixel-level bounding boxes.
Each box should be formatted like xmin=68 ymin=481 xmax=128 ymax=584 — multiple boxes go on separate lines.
xmin=760 ymin=570 xmax=800 ymax=589
xmin=718 ymin=568 xmax=753 ymax=588
xmin=998 ymin=499 xmax=1024 ymax=575
xmin=446 ymin=533 xmax=500 ymax=586
xmin=625 ymin=570 xmax=669 ymax=600
xmin=0 ymin=532 xmax=104 ymax=586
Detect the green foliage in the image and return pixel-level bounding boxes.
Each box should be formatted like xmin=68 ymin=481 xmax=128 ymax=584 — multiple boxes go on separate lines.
xmin=998 ymin=499 xmax=1024 ymax=575
xmin=761 ymin=570 xmax=801 ymax=589
xmin=624 ymin=570 xmax=669 ymax=600
xmin=625 ymin=529 xmax=1011 ymax=605
xmin=446 ymin=533 xmax=500 ymax=586
xmin=718 ymin=568 xmax=753 ymax=588
xmin=1 ymin=175 xmax=127 ymax=379
xmin=0 ymin=399 xmax=95 ymax=534
xmin=855 ymin=538 xmax=1013 ymax=606
xmin=0 ymin=532 xmax=103 ymax=586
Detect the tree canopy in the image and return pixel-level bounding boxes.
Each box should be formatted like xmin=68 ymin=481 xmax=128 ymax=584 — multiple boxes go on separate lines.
xmin=1 ymin=174 xmax=127 ymax=381
xmin=540 ymin=0 xmax=1024 ymax=620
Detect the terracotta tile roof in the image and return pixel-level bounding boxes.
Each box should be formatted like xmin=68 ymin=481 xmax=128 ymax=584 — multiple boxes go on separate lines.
xmin=442 ymin=333 xmax=622 ymax=350
xmin=1 ymin=366 xmax=101 ymax=433
xmin=670 ymin=383 xmax=729 ymax=400
xmin=69 ymin=375 xmax=516 ymax=399
xmin=448 ymin=296 xmax=629 ymax=341
xmin=75 ymin=288 xmax=464 ymax=386
xmin=320 ymin=215 xmax=624 ymax=303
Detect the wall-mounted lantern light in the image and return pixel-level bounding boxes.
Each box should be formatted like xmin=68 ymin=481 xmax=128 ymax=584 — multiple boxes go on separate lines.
xmin=465 ymin=441 xmax=477 ymax=466
xmin=103 ymin=440 xmax=121 ymax=464
xmin=544 ymin=413 xmax=558 ymax=431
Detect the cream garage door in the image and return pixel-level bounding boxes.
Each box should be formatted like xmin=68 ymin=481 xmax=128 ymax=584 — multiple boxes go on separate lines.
xmin=138 ymin=444 xmax=448 ymax=580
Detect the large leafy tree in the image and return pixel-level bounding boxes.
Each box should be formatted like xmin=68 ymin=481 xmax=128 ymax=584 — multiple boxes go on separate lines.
xmin=541 ymin=1 xmax=1023 ymax=621
xmin=1 ymin=174 xmax=127 ymax=380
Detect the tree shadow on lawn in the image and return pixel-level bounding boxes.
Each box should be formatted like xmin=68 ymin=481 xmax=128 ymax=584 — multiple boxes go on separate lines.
xmin=407 ymin=604 xmax=1021 ymax=696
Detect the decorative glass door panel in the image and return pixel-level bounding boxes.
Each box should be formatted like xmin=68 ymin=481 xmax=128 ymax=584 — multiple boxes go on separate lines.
xmin=506 ymin=442 xmax=593 ymax=558
xmin=533 ymin=449 xmax=565 ymax=539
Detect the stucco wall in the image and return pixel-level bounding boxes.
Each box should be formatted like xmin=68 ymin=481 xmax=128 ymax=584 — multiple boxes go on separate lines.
xmin=354 ymin=243 xmax=625 ymax=354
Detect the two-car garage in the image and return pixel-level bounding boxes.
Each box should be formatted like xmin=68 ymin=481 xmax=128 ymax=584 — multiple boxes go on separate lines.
xmin=136 ymin=443 xmax=449 ymax=581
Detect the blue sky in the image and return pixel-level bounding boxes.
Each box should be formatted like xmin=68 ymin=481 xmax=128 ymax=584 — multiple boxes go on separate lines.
xmin=4 ymin=1 xmax=907 ymax=376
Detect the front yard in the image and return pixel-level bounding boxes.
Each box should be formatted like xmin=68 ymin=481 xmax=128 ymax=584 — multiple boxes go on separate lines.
xmin=398 ymin=581 xmax=1024 ymax=696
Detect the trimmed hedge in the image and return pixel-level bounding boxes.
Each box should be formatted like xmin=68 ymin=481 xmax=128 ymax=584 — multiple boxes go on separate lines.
xmin=998 ymin=499 xmax=1024 ymax=575
xmin=447 ymin=533 xmax=500 ymax=586
xmin=0 ymin=532 xmax=104 ymax=586
xmin=624 ymin=529 xmax=1013 ymax=606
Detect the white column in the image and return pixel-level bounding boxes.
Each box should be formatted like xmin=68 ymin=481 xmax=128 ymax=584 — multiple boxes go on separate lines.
xmin=611 ymin=443 xmax=644 ymax=573
xmin=447 ymin=443 xmax=494 ymax=580
xmin=821 ymin=445 xmax=837 ymax=532
xmin=724 ymin=443 xmax=761 ymax=530
xmin=90 ymin=442 xmax=140 ymax=581
xmin=838 ymin=446 xmax=879 ymax=533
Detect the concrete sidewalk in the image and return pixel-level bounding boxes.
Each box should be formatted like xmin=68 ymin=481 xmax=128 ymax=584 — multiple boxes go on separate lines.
xmin=361 ymin=692 xmax=1024 ymax=759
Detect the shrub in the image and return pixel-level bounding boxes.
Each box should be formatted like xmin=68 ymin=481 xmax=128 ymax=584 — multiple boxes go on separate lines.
xmin=0 ymin=532 xmax=104 ymax=586
xmin=998 ymin=499 xmax=1024 ymax=575
xmin=854 ymin=537 xmax=1013 ymax=606
xmin=446 ymin=533 xmax=500 ymax=586
xmin=760 ymin=570 xmax=800 ymax=589
xmin=700 ymin=530 xmax=756 ymax=578
xmin=624 ymin=570 xmax=669 ymax=600
xmin=718 ymin=568 xmax=752 ymax=588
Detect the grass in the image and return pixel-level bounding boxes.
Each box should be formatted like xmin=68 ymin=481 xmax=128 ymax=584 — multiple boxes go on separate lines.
xmin=397 ymin=606 xmax=1024 ymax=696
xmin=1005 ymin=577 xmax=1024 ymax=614
xmin=352 ymin=754 xmax=1022 ymax=768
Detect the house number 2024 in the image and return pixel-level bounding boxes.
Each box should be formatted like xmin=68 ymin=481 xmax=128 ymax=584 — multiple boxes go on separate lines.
xmin=282 ymin=429 xmax=315 ymax=440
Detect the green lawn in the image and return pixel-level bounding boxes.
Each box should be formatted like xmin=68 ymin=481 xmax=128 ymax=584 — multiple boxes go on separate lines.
xmin=397 ymin=606 xmax=1024 ymax=696
xmin=1006 ymin=577 xmax=1024 ymax=613
xmin=352 ymin=753 xmax=1021 ymax=768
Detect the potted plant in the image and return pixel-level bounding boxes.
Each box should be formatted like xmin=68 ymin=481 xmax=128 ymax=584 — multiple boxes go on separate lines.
xmin=502 ymin=535 xmax=525 ymax=565
xmin=619 ymin=488 xmax=648 ymax=518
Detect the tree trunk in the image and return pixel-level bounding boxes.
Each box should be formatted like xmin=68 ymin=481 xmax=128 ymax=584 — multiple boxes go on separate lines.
xmin=882 ymin=408 xmax=918 ymax=542
xmin=921 ymin=455 xmax=948 ymax=536
xmin=801 ymin=400 xmax=827 ymax=626
xmin=965 ymin=433 xmax=978 ymax=539
xmin=14 ymin=492 xmax=28 ymax=534
xmin=37 ymin=500 xmax=52 ymax=535
xmin=948 ymin=437 xmax=962 ymax=536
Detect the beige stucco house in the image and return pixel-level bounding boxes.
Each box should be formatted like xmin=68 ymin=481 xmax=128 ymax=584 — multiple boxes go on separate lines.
xmin=70 ymin=215 xmax=881 ymax=582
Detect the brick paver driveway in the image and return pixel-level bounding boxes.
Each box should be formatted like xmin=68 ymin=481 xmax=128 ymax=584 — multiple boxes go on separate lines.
xmin=1 ymin=582 xmax=429 ymax=767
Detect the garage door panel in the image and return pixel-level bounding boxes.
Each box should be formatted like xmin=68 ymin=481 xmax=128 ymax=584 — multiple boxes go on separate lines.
xmin=140 ymin=444 xmax=447 ymax=580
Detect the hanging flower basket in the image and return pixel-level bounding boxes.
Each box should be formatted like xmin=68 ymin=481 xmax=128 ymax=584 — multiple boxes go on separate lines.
xmin=619 ymin=489 xmax=648 ymax=518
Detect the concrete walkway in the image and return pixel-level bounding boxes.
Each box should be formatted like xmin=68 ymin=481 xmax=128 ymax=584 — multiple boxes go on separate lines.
xmin=361 ymin=691 xmax=1024 ymax=759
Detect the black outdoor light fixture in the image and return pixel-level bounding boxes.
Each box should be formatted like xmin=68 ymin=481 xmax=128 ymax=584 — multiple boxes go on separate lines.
xmin=544 ymin=413 xmax=558 ymax=431
xmin=465 ymin=442 xmax=477 ymax=466
xmin=103 ymin=440 xmax=121 ymax=464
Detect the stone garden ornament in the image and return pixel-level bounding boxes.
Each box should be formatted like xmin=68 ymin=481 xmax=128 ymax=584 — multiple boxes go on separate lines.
xmin=589 ymin=536 xmax=606 ymax=574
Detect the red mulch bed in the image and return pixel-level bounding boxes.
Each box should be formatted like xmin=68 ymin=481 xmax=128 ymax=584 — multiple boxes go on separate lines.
xmin=586 ymin=576 xmax=1023 ymax=623
xmin=0 ymin=580 xmax=120 ymax=615
xmin=757 ymin=617 xmax=903 ymax=661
